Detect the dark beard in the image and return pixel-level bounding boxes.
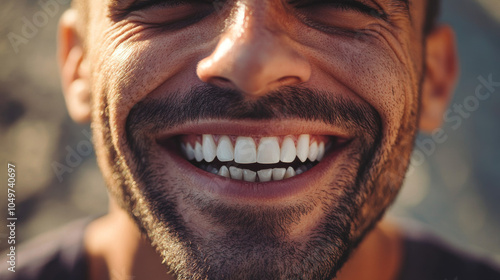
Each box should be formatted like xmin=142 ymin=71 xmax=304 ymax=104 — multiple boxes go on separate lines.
xmin=114 ymin=85 xmax=383 ymax=279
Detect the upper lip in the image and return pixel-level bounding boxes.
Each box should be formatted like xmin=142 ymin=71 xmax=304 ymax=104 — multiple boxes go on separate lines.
xmin=155 ymin=119 xmax=354 ymax=141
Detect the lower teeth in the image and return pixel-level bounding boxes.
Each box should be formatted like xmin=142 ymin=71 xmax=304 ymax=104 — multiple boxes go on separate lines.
xmin=198 ymin=162 xmax=315 ymax=182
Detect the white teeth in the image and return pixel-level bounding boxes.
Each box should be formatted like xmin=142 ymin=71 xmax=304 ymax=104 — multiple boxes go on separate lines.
xmin=218 ymin=166 xmax=230 ymax=178
xmin=202 ymin=135 xmax=217 ymax=162
xmin=182 ymin=143 xmax=195 ymax=161
xmin=308 ymin=141 xmax=318 ymax=162
xmin=257 ymin=169 xmax=273 ymax=182
xmin=181 ymin=143 xmax=187 ymax=155
xmin=296 ymin=134 xmax=310 ymax=162
xmin=272 ymin=168 xmax=286 ymax=181
xmin=317 ymin=142 xmax=325 ymax=161
xmin=234 ymin=137 xmax=257 ymax=164
xmin=183 ymin=134 xmax=329 ymax=181
xmin=217 ymin=136 xmax=234 ymax=162
xmin=280 ymin=136 xmax=296 ymax=163
xmin=185 ymin=143 xmax=196 ymax=160
xmin=184 ymin=134 xmax=326 ymax=163
xmin=257 ymin=137 xmax=280 ymax=164
xmin=229 ymin=166 xmax=243 ymax=180
xmin=284 ymin=166 xmax=296 ymax=179
xmin=243 ymin=169 xmax=257 ymax=182
xmin=194 ymin=142 xmax=204 ymax=162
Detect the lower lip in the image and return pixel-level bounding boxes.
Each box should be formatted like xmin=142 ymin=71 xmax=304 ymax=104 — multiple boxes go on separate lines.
xmin=159 ymin=140 xmax=348 ymax=201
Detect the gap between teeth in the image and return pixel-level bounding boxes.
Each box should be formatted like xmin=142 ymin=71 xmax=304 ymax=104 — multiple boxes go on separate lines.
xmin=180 ymin=134 xmax=330 ymax=182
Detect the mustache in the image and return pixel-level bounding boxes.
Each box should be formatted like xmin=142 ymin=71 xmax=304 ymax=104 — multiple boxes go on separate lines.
xmin=127 ymin=84 xmax=381 ymax=137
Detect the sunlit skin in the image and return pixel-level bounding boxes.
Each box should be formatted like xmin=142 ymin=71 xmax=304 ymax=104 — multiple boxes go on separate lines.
xmin=59 ymin=0 xmax=458 ymax=279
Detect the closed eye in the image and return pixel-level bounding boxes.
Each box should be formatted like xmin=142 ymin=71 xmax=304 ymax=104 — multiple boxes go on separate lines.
xmin=112 ymin=0 xmax=219 ymax=29
xmin=126 ymin=0 xmax=209 ymax=11
xmin=289 ymin=0 xmax=387 ymax=20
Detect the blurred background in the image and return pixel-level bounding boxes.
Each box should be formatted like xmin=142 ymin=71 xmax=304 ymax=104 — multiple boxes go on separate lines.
xmin=0 ymin=0 xmax=499 ymax=263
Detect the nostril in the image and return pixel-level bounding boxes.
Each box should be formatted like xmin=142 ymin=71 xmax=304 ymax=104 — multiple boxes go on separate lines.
xmin=206 ymin=76 xmax=233 ymax=88
xmin=276 ymin=76 xmax=302 ymax=87
xmin=278 ymin=76 xmax=299 ymax=83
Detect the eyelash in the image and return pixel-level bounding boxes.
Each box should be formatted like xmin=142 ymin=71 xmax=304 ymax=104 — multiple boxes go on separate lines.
xmin=127 ymin=0 xmax=191 ymax=10
xmin=120 ymin=0 xmax=216 ymax=15
xmin=289 ymin=0 xmax=386 ymax=19
xmin=125 ymin=0 xmax=382 ymax=15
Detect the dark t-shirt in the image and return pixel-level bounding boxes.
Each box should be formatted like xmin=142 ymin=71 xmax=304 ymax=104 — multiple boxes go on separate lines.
xmin=1 ymin=218 xmax=499 ymax=280
xmin=395 ymin=230 xmax=500 ymax=280
xmin=0 ymin=218 xmax=90 ymax=280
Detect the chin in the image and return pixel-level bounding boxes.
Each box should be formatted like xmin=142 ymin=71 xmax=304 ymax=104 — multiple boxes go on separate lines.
xmin=95 ymin=86 xmax=414 ymax=279
xmin=117 ymin=129 xmax=384 ymax=279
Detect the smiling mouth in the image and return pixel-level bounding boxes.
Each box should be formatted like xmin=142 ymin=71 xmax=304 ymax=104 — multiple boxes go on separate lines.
xmin=174 ymin=134 xmax=347 ymax=182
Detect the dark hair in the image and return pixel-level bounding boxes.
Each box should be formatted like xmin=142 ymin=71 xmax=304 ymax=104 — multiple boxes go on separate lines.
xmin=424 ymin=0 xmax=442 ymax=35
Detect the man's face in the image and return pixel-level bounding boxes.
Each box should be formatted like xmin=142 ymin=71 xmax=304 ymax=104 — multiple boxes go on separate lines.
xmin=83 ymin=0 xmax=427 ymax=278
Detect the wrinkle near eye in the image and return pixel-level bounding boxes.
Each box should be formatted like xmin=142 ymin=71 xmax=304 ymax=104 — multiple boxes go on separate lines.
xmin=109 ymin=0 xmax=192 ymax=19
xmin=376 ymin=0 xmax=412 ymax=23
xmin=289 ymin=0 xmax=388 ymax=20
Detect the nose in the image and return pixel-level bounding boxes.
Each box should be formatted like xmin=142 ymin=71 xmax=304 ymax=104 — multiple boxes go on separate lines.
xmin=196 ymin=5 xmax=311 ymax=96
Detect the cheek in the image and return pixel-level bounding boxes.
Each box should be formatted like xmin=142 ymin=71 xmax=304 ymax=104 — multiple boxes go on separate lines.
xmin=301 ymin=33 xmax=415 ymax=146
xmin=90 ymin=22 xmax=218 ymax=136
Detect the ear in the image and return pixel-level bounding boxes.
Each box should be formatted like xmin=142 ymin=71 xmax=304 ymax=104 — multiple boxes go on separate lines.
xmin=419 ymin=25 xmax=459 ymax=133
xmin=58 ymin=9 xmax=91 ymax=123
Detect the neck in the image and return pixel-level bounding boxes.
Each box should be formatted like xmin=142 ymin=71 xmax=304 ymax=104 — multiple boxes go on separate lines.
xmin=336 ymin=219 xmax=403 ymax=280
xmin=84 ymin=203 xmax=402 ymax=280
xmin=84 ymin=201 xmax=173 ymax=280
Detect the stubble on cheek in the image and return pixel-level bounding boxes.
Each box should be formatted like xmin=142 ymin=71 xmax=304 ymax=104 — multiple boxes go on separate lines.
xmin=86 ymin=11 xmax=423 ymax=278
xmin=318 ymin=67 xmax=419 ymax=241
xmin=103 ymin=84 xmax=386 ymax=279
xmin=89 ymin=79 xmax=416 ymax=280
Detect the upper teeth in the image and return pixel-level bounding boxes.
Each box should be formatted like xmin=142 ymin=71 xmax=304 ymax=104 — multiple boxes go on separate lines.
xmin=216 ymin=136 xmax=234 ymax=162
xmin=181 ymin=134 xmax=327 ymax=165
xmin=234 ymin=136 xmax=257 ymax=164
